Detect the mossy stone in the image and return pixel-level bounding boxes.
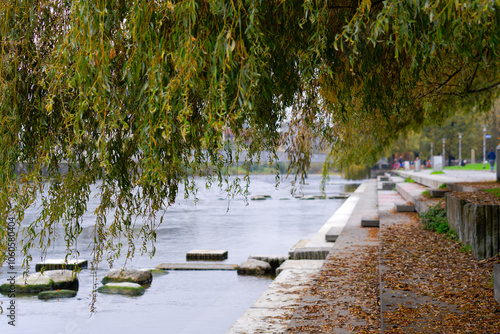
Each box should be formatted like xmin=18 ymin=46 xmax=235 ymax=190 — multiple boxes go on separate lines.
xmin=38 ymin=289 xmax=77 ymax=300
xmin=0 ymin=273 xmax=54 ymax=294
xmin=102 ymin=268 xmax=152 ymax=285
xmin=98 ymin=282 xmax=145 ymax=296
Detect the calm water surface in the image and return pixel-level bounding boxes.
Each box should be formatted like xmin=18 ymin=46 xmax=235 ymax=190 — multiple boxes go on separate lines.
xmin=0 ymin=175 xmax=359 ymax=334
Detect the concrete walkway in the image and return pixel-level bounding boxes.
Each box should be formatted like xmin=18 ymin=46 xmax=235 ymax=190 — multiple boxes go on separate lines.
xmin=285 ymin=180 xmax=379 ymax=333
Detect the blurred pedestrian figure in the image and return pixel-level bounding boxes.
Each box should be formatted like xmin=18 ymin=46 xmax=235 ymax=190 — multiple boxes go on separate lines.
xmin=487 ymin=149 xmax=496 ymax=172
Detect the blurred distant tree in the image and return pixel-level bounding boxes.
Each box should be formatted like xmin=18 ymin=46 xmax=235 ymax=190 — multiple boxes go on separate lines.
xmin=388 ymin=105 xmax=499 ymax=164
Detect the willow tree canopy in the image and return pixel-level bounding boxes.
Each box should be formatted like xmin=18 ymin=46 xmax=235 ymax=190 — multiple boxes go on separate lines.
xmin=1 ymin=0 xmax=498 ymax=267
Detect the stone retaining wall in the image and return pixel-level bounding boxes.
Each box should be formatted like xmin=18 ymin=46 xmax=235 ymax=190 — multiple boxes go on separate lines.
xmin=446 ymin=193 xmax=500 ymax=259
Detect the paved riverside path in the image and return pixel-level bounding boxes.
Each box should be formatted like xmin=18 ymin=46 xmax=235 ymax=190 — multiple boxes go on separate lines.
xmin=376 ymin=188 xmax=463 ymax=332
xmin=284 ymin=179 xmax=380 ymax=333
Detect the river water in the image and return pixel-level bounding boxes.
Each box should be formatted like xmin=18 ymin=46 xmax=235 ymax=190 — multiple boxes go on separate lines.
xmin=0 ymin=174 xmax=358 ymax=334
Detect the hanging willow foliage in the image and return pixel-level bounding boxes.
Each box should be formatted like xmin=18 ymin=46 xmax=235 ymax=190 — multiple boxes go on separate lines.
xmin=0 ymin=0 xmax=498 ymax=273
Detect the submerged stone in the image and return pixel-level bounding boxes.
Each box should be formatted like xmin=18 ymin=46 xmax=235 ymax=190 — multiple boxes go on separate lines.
xmin=98 ymin=282 xmax=145 ymax=296
xmin=251 ymin=195 xmax=267 ymax=200
xmin=38 ymin=289 xmax=77 ymax=300
xmin=143 ymin=268 xmax=169 ymax=275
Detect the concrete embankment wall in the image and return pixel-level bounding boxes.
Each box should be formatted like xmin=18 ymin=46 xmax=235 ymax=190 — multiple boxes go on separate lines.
xmin=446 ymin=193 xmax=500 ymax=259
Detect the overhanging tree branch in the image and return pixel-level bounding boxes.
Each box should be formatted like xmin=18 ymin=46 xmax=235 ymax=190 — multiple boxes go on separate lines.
xmin=468 ymin=80 xmax=500 ymax=94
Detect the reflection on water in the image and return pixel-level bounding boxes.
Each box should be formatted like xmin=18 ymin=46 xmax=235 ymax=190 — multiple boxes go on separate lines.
xmin=0 ymin=175 xmax=359 ymax=334
xmin=344 ymin=183 xmax=361 ymax=193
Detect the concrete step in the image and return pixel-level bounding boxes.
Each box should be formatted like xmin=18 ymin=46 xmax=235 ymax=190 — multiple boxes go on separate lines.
xmin=361 ymin=215 xmax=380 ymax=227
xmin=396 ymin=182 xmax=441 ymax=214
xmin=395 ymin=202 xmax=415 ymax=212
xmin=325 ymin=226 xmax=343 ymax=241
xmin=396 ymin=170 xmax=460 ymax=188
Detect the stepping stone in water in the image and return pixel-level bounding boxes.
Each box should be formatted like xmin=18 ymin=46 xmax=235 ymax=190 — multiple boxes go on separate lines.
xmin=237 ymin=259 xmax=271 ymax=276
xmin=251 ymin=195 xmax=270 ymax=200
xmin=38 ymin=289 xmax=77 ymax=300
xmin=248 ymin=255 xmax=288 ymax=272
xmin=0 ymin=273 xmax=54 ymax=294
xmin=44 ymin=270 xmax=79 ymax=290
xmin=98 ymin=282 xmax=145 ymax=296
xmin=102 ymin=268 xmax=153 ymax=285
xmin=186 ymin=250 xmax=228 ymax=261
xmin=35 ymin=259 xmax=88 ymax=272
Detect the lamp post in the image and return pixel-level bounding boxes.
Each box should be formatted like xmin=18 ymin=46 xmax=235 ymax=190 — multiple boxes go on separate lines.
xmin=458 ymin=133 xmax=462 ymax=167
xmin=430 ymin=142 xmax=433 ymax=167
xmin=483 ymin=125 xmax=487 ymax=168
xmin=442 ymin=138 xmax=446 ymax=167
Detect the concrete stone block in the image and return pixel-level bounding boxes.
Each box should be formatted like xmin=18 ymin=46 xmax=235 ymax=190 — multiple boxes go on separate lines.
xmin=446 ymin=193 xmax=467 ymax=238
xmin=472 ymin=204 xmax=487 ymax=260
xmin=382 ymin=182 xmax=396 ymax=190
xmin=429 ymin=189 xmax=449 ymax=198
xmin=325 ymin=226 xmax=343 ymax=242
xmin=361 ymin=215 xmax=380 ymax=228
xmin=395 ymin=202 xmax=415 ymax=212
xmin=446 ymin=193 xmax=500 ymax=259
xmin=433 ymin=155 xmax=443 ymax=171
xmin=495 ymin=264 xmax=500 ymax=305
xmin=35 ymin=259 xmax=88 ymax=272
xmin=186 ymin=249 xmax=228 ymax=261
xmin=414 ymin=159 xmax=421 ymax=172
